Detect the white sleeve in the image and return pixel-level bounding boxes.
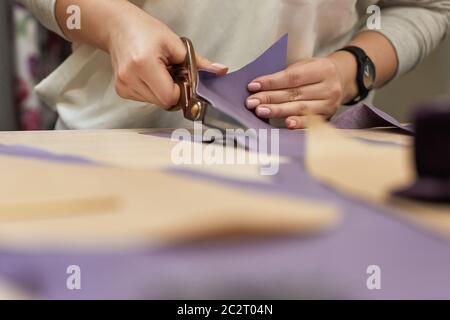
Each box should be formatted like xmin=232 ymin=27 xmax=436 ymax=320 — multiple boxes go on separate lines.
xmin=361 ymin=0 xmax=450 ymax=76
xmin=17 ymin=0 xmax=67 ymax=39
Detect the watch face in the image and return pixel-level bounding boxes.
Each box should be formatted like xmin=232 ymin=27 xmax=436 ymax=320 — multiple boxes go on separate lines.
xmin=363 ymin=60 xmax=375 ymax=90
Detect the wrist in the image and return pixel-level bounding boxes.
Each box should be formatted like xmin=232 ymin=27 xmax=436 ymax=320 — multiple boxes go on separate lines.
xmin=103 ymin=1 xmax=140 ymax=52
xmin=328 ymin=51 xmax=359 ymax=104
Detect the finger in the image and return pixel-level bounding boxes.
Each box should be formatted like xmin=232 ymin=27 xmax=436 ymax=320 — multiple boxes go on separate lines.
xmin=246 ymin=82 xmax=328 ymax=109
xmin=248 ymin=62 xmax=322 ymax=92
xmin=255 ymin=100 xmax=332 ymax=119
xmin=136 ymin=78 xmax=162 ymax=104
xmin=130 ymin=89 xmax=150 ymax=102
xmin=116 ymin=76 xmax=159 ymax=103
xmin=168 ymin=37 xmax=228 ymax=75
xmin=115 ymin=80 xmax=147 ymax=102
xmin=197 ymin=54 xmax=228 ymax=75
xmin=166 ymin=36 xmax=187 ymax=65
xmin=141 ymin=59 xmax=181 ymax=109
xmin=285 ymin=116 xmax=309 ymax=129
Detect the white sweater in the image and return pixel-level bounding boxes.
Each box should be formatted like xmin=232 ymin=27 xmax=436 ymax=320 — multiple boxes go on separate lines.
xmin=19 ymin=0 xmax=450 ymax=129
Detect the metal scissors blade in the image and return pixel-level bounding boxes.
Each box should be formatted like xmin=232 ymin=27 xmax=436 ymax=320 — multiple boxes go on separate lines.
xmin=170 ymin=37 xmax=245 ymax=132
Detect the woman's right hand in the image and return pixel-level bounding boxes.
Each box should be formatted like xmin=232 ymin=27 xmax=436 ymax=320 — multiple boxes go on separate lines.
xmin=56 ymin=0 xmax=227 ymax=109
xmin=107 ymin=7 xmax=228 ymax=108
xmin=107 ymin=5 xmax=228 ymax=108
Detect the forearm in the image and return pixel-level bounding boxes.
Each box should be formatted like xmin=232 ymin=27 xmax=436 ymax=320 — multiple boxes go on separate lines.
xmin=333 ymin=0 xmax=449 ymax=104
xmin=376 ymin=1 xmax=450 ymax=75
xmin=55 ymin=0 xmax=140 ymax=51
xmin=328 ymin=31 xmax=399 ymax=104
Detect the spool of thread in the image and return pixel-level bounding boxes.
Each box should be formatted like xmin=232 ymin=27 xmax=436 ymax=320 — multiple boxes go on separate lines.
xmin=393 ymin=100 xmax=450 ymax=203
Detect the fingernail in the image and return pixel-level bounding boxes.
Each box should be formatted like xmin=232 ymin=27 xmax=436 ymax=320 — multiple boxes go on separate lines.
xmin=246 ymin=98 xmax=260 ymax=109
xmin=256 ymin=106 xmax=271 ymax=117
xmin=211 ymin=63 xmax=228 ymax=70
xmin=287 ymin=119 xmax=297 ymax=129
xmin=248 ymin=82 xmax=262 ymax=91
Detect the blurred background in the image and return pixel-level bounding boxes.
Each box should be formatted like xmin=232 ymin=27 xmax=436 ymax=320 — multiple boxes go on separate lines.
xmin=0 ymin=1 xmax=449 ymax=131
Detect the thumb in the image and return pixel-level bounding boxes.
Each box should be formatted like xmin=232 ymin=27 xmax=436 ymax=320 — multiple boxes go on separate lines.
xmin=167 ymin=37 xmax=187 ymax=65
xmin=197 ymin=54 xmax=228 ymax=76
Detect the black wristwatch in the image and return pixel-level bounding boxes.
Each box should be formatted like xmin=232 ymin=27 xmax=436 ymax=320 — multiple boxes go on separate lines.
xmin=337 ymin=46 xmax=376 ymax=105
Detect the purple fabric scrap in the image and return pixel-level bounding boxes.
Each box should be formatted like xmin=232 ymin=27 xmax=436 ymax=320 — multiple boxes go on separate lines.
xmin=331 ymin=104 xmax=414 ymax=134
xmin=0 ymin=144 xmax=97 ymax=165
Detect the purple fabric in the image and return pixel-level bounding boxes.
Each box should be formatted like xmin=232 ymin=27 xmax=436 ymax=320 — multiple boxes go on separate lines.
xmin=2 ymin=162 xmax=450 ymax=299
xmin=197 ymin=35 xmax=305 ymax=159
xmin=331 ymin=104 xmax=414 ymax=134
xmin=197 ymin=35 xmax=412 ymax=137
xmin=197 ymin=35 xmax=287 ymax=131
xmin=195 ymin=35 xmax=411 ymax=161
xmin=0 ymin=144 xmax=97 ymax=165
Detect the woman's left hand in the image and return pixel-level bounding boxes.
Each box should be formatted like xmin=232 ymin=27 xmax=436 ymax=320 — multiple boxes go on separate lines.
xmin=246 ymin=54 xmax=357 ymax=129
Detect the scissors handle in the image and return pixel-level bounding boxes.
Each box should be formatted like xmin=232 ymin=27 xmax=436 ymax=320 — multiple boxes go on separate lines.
xmin=170 ymin=37 xmax=208 ymax=121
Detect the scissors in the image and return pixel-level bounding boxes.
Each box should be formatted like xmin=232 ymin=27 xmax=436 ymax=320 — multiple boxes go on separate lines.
xmin=169 ymin=37 xmax=242 ymax=131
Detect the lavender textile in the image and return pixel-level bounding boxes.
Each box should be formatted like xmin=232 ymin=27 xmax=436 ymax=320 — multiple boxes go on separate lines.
xmin=2 ymin=162 xmax=450 ymax=299
xmin=196 ymin=35 xmax=411 ymax=160
xmin=0 ymin=144 xmax=97 ymax=165
xmin=197 ymin=35 xmax=413 ymax=136
xmin=196 ymin=36 xmax=287 ymax=131
xmin=331 ymin=104 xmax=414 ymax=134
xmin=1 ymin=37 xmax=449 ymax=299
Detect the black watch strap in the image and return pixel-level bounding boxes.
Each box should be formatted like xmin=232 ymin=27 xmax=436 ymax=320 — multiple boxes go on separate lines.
xmin=337 ymin=46 xmax=376 ymax=106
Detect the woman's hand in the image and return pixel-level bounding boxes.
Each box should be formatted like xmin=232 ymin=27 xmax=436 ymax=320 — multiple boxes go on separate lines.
xmin=246 ymin=52 xmax=358 ymax=129
xmin=56 ymin=0 xmax=227 ymax=109
xmin=107 ymin=6 xmax=227 ymax=108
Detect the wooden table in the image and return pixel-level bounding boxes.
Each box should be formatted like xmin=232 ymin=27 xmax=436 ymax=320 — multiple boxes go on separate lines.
xmin=0 ymin=128 xmax=275 ymax=182
xmin=4 ymin=127 xmax=441 ymax=300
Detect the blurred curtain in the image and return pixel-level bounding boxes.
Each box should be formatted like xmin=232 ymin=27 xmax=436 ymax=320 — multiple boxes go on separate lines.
xmin=0 ymin=1 xmax=17 ymax=130
xmin=13 ymin=1 xmax=71 ymax=130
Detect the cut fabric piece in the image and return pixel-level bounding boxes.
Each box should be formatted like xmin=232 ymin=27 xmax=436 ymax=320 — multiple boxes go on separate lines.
xmin=195 ymin=35 xmax=413 ymax=161
xmin=331 ymin=104 xmax=414 ymax=134
xmin=197 ymin=35 xmax=287 ymax=131
xmin=197 ymin=35 xmax=305 ymax=159
xmin=305 ymin=116 xmax=450 ymax=238
xmin=0 ymin=144 xmax=97 ymax=165
xmin=196 ymin=35 xmax=412 ymax=136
